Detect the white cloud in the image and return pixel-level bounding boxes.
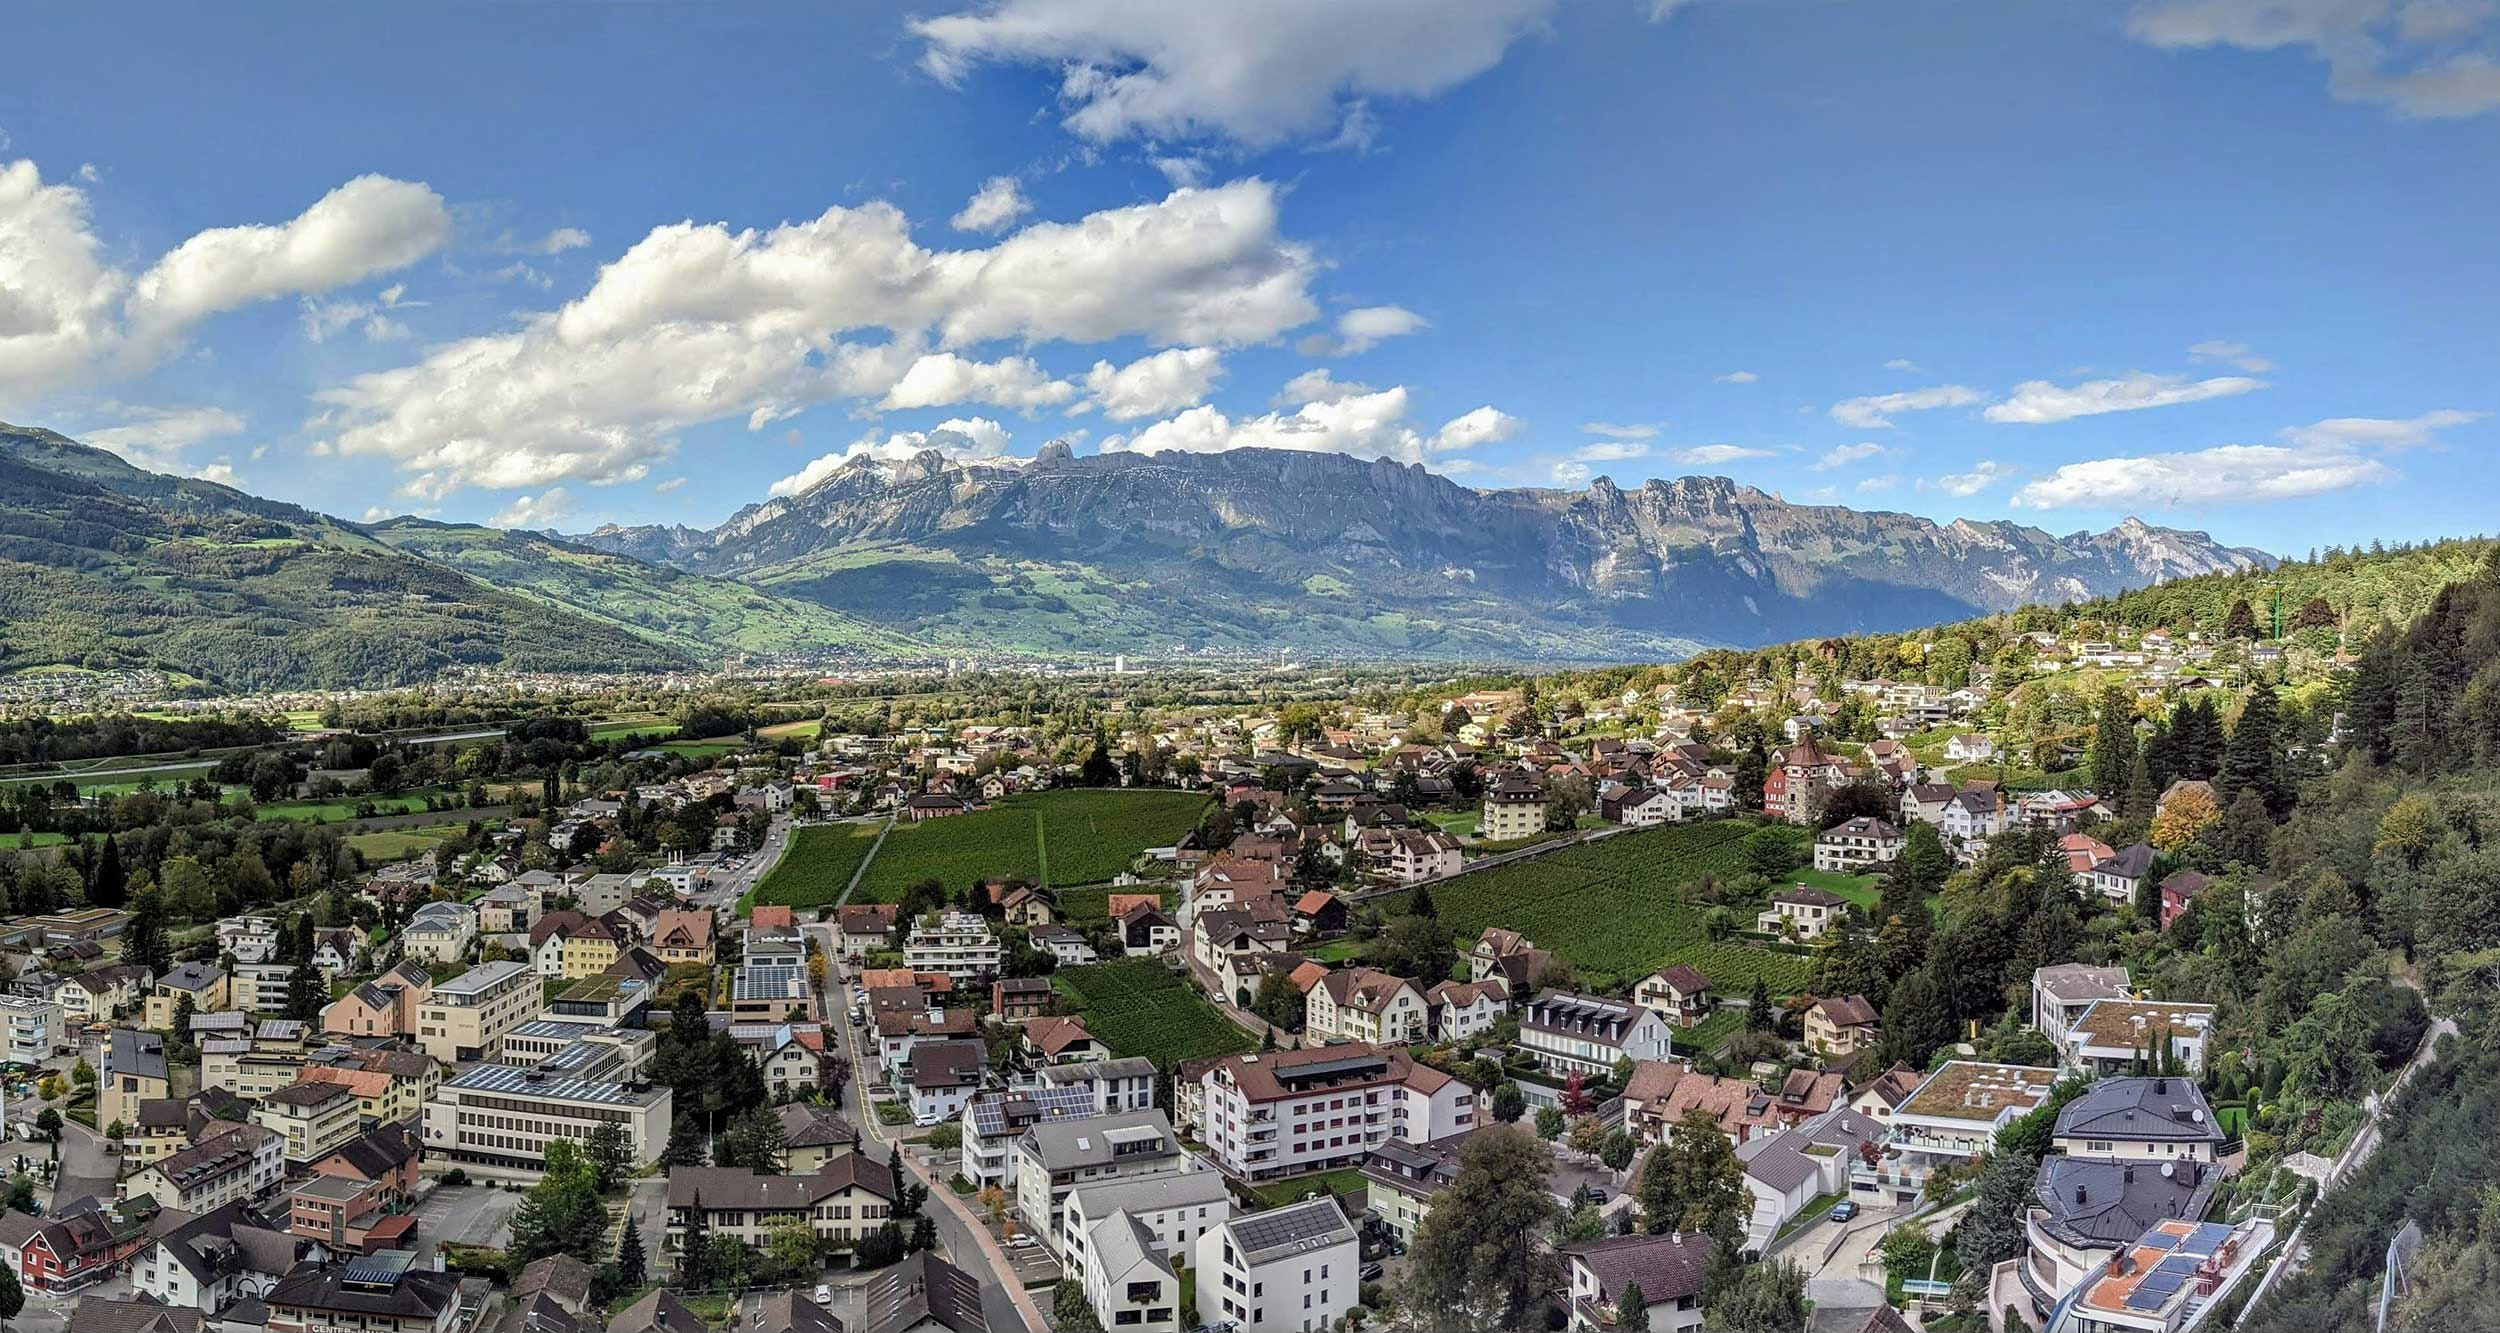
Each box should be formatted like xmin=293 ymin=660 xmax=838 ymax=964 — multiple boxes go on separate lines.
xmin=1580 ymin=421 xmax=1660 ymax=440
xmin=1983 ymin=371 xmax=2266 ymax=424
xmin=78 ymin=404 xmax=248 ymax=477
xmin=2278 ymin=408 xmax=2481 ymax=449
xmin=316 ymin=179 xmax=1319 ymax=499
xmin=299 ymin=294 xmax=413 ymax=345
xmin=1151 ymin=156 xmax=1208 ymax=188
xmin=1279 ymin=368 xmax=1369 ymax=405
xmin=951 ymin=176 xmax=1031 ymax=234
xmin=1105 ymin=383 xmax=1510 ymax=464
xmin=1857 ymin=473 xmax=1901 ymax=492
xmin=488 ymin=226 xmax=592 ymax=255
xmin=1298 ymin=304 xmax=1429 ymax=356
xmin=1714 ymin=370 xmax=1758 ymax=384
xmin=652 ymin=476 xmax=688 ymax=494
xmin=1571 ymin=440 xmax=1650 ymax=462
xmin=1812 ymin=442 xmax=1887 ymax=470
xmin=490 ymin=261 xmax=553 ymax=289
xmin=2128 ymin=0 xmax=2500 ymax=118
xmin=1829 ymin=384 xmax=1987 ymax=428
xmin=1080 ymin=346 xmax=1224 ymax=419
xmin=879 ymin=351 xmax=1077 ymax=412
xmin=2187 ymin=339 xmax=2275 ymax=373
xmin=1552 ymin=461 xmax=1591 ymax=485
xmin=75 ymin=163 xmax=100 ymax=184
xmin=1933 ymin=460 xmax=2013 ymax=497
xmin=771 ymin=417 xmax=1021 ymax=498
xmin=0 ymin=160 xmax=132 ymax=402
xmin=911 ymin=0 xmax=1557 ymax=147
xmin=1669 ymin=444 xmax=1774 ymax=466
xmin=2012 ymin=444 xmax=2391 ymax=509
xmin=126 ymin=174 xmax=451 ymax=357
xmin=1883 ymin=357 xmax=1924 ymax=373
xmin=489 ymin=487 xmax=574 ymax=529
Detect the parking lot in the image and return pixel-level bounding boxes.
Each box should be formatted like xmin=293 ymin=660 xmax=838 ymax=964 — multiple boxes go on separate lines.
xmin=410 ymin=1182 xmax=525 ymax=1249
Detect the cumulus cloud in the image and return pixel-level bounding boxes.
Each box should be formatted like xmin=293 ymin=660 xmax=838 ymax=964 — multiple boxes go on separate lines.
xmin=911 ymin=0 xmax=1557 ymax=147
xmin=1714 ymin=370 xmax=1758 ymax=384
xmin=1983 ymin=371 xmax=2266 ymax=424
xmin=315 ymin=179 xmax=1320 ymax=500
xmin=1571 ymin=440 xmax=1649 ymax=462
xmin=770 ymin=417 xmax=1020 ymax=497
xmin=1812 ymin=442 xmax=1887 ymax=470
xmin=879 ymin=352 xmax=1077 ymax=412
xmin=951 ymin=176 xmax=1031 ymax=234
xmin=1298 ymin=304 xmax=1429 ymax=356
xmin=1080 ymin=346 xmax=1224 ymax=419
xmin=0 ymin=160 xmax=449 ymax=404
xmin=2188 ymin=339 xmax=2275 ymax=373
xmin=1829 ymin=385 xmax=1987 ymax=429
xmin=1669 ymin=444 xmax=1774 ymax=466
xmin=78 ymin=404 xmax=248 ymax=478
xmin=2129 ymin=0 xmax=2500 ymax=118
xmin=1552 ymin=461 xmax=1591 ymax=485
xmin=1105 ymin=382 xmax=1512 ymax=464
xmin=1580 ymin=421 xmax=1660 ymax=440
xmin=1933 ymin=460 xmax=2013 ymax=497
xmin=1279 ymin=367 xmax=1369 ymax=405
xmin=2013 ymin=410 xmax=2477 ymax=510
xmin=489 ymin=487 xmax=574 ymax=529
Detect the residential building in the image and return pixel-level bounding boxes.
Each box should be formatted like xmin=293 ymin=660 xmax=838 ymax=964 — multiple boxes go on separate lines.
xmin=127 ymin=1202 xmax=308 ymax=1314
xmin=1011 ymin=1110 xmax=1187 ymax=1241
xmin=101 ymin=1028 xmax=170 ymax=1138
xmin=1600 ymin=787 xmax=1676 ymax=829
xmin=1423 ymin=978 xmax=1507 ymax=1042
xmin=2054 ymin=1219 xmax=2259 ymax=1333
xmin=1192 ymin=1197 xmax=1359 ymax=1333
xmin=663 ymin=1160 xmax=899 ymax=1270
xmin=775 ymin=1101 xmax=861 ymax=1174
xmin=1359 ymin=1133 xmax=1466 ymax=1247
xmin=2057 ymin=1000 xmax=2216 ymax=1077
xmin=1813 ymin=817 xmax=1903 ymax=873
xmin=834 ymin=904 xmax=900 ymax=959
xmin=1302 ymin=968 xmax=1429 ymax=1047
xmin=1620 ymin=1062 xmax=1781 ymax=1149
xmin=298 ymin=1044 xmax=441 ymax=1126
xmin=324 ymin=962 xmax=433 ymax=1041
xmin=1197 ymin=1044 xmax=1473 ymax=1180
xmin=2030 ymin=965 xmax=2132 ymax=1045
xmin=1804 ymin=995 xmax=1880 ymax=1058
xmin=421 ymin=1061 xmax=672 ymax=1176
xmin=1765 ymin=739 xmax=1847 ymax=825
xmin=1756 ymin=887 xmax=1849 ymax=941
xmin=1071 ymin=1210 xmax=1181 ymax=1333
xmin=1480 ymin=778 xmax=1548 ymax=842
xmin=859 ymin=1252 xmax=989 ymax=1333
xmin=1633 ymin=966 xmax=1712 ymax=1029
xmin=993 ymin=977 xmax=1057 ymax=1021
xmin=904 ymin=911 xmax=1003 ymax=982
xmin=53 ymin=965 xmax=151 ymax=1025
xmin=1561 ymin=1231 xmax=1711 ymax=1333
xmin=2051 ymin=1077 xmax=2225 ymax=1164
xmin=906 ymin=1038 xmax=989 ymax=1123
xmin=216 ymin=918 xmax=283 ymax=967
xmin=2158 ymin=870 xmax=2212 ymax=929
xmin=1377 ymin=829 xmax=1463 ymax=884
xmin=1059 ymin=1168 xmax=1231 ymax=1265
xmin=414 ymin=960 xmax=540 ymax=1064
xmin=266 ymin=1251 xmax=463 ymax=1333
xmin=2021 ymin=1156 xmax=2217 ymax=1311
xmin=145 ymin=963 xmax=230 ymax=1031
xmin=0 ymin=993 xmax=63 ymax=1063
xmin=122 ymin=1122 xmax=287 ymax=1214
xmin=961 ymin=1085 xmax=1104 ymax=1191
xmin=646 ymin=910 xmax=716 ymax=965
xmin=1023 ymin=1017 xmax=1106 ymax=1066
xmin=254 ymin=1081 xmax=362 ymax=1164
xmin=4 ymin=1197 xmax=162 ymax=1294
xmin=1518 ymin=991 xmax=1674 ymax=1078
xmin=401 ymin=901 xmax=477 ymax=965
xmin=1037 ymin=1056 xmax=1159 ymax=1115
xmin=1030 ymin=924 xmax=1099 ymax=968
xmin=1737 ymin=1108 xmax=1883 ymax=1251
xmin=2090 ymin=843 xmax=2157 ymax=906
xmin=1883 ymin=1062 xmax=2059 ymax=1200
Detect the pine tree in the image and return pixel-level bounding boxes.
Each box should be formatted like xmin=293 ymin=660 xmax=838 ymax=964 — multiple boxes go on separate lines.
xmin=1877 ymin=967 xmax=1953 ymax=1069
xmin=678 ymin=1191 xmax=711 ymax=1289
xmin=1409 ymin=884 xmax=1437 ymax=920
xmin=2120 ymin=749 xmax=2157 ymax=824
xmin=2089 ymin=686 xmax=2137 ymax=798
xmin=1747 ymin=976 xmax=1775 ymax=1032
xmin=2223 ymin=598 xmax=2260 ymax=640
xmin=90 ymin=836 xmax=126 ymax=909
xmin=1616 ymin=1281 xmax=1647 ymax=1329
xmin=616 ymin=1215 xmax=647 ymax=1289
xmin=2217 ymin=682 xmax=2287 ymax=815
xmin=284 ymin=958 xmax=324 ymax=1025
xmin=125 ymin=890 xmax=173 ymax=975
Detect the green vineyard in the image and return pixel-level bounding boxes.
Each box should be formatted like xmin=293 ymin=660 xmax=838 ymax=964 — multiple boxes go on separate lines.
xmin=1425 ymin=821 xmax=1814 ymax=995
xmin=1051 ymin=958 xmax=1256 ymax=1065
xmin=750 ymin=823 xmax=882 ymax=909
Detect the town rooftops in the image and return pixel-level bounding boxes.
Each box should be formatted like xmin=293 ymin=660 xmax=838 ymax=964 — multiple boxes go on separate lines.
xmin=1066 ymin=1169 xmax=1229 ymax=1219
xmin=1814 ymin=994 xmax=1879 ymax=1028
xmin=2032 ymin=1155 xmax=2215 ymax=1250
xmin=1205 ymin=1042 xmax=1452 ymax=1104
xmin=2067 ymin=999 xmax=2217 ymax=1052
xmin=1218 ymin=1195 xmax=1357 ymax=1266
xmin=2034 ymin=963 xmax=2133 ymax=1003
xmin=441 ymin=1061 xmax=667 ymax=1108
xmin=1897 ymin=1061 xmax=2058 ymax=1125
xmin=1772 ymin=886 xmax=1852 ymax=909
xmin=1020 ymin=1110 xmax=1177 ymax=1170
xmin=1562 ymin=1229 xmax=1712 ymax=1305
xmin=861 ymin=1250 xmax=988 ymax=1333
xmin=2054 ymin=1076 xmax=2225 ymax=1144
xmin=429 ymin=960 xmax=532 ymax=998
xmin=665 ymin=1157 xmax=897 ymax=1210
xmin=108 ymin=1028 xmax=168 ymax=1083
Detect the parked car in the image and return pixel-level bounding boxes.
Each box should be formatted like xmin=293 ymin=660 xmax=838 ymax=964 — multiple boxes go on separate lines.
xmin=814 ymin=1285 xmax=833 ymax=1307
xmin=1828 ymin=1201 xmax=1860 ymax=1222
xmin=1360 ymin=1262 xmax=1385 ymax=1282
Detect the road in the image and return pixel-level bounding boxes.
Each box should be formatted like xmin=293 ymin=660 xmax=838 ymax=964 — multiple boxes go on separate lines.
xmin=695 ymin=813 xmax=796 ymax=913
xmin=49 ymin=1120 xmax=117 ymax=1207
xmin=801 ymin=917 xmax=1037 ymax=1333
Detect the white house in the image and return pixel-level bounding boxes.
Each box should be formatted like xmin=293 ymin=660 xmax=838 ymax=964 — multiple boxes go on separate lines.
xmin=1012 ymin=1110 xmax=1188 ymax=1242
xmin=1424 ymin=978 xmax=1508 ymax=1042
xmin=2056 ymin=999 xmax=2216 ymax=1077
xmin=2028 ymin=964 xmax=2133 ymax=1045
xmin=1756 ymin=887 xmax=1850 ymax=941
xmin=1883 ymin=1062 xmax=2058 ymax=1200
xmin=1303 ymin=968 xmax=1429 ymax=1047
xmin=2051 ymin=1076 xmax=2225 ymax=1164
xmin=1518 ymin=991 xmax=1675 ymax=1078
xmin=1073 ymin=1210 xmax=1182 ymax=1333
xmin=1945 ymin=734 xmax=1998 ymax=763
xmin=1812 ymin=818 xmax=1903 ymax=873
xmin=1192 ymin=1197 xmax=1359 ymax=1333
xmin=1196 ymin=1044 xmax=1473 ymax=1180
xmin=1560 ymin=1231 xmax=1712 ymax=1333
xmin=1061 ymin=1170 xmax=1232 ymax=1269
xmin=401 ymin=901 xmax=478 ymax=966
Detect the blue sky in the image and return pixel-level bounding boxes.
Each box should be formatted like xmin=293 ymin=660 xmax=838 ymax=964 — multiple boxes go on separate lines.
xmin=2 ymin=0 xmax=2494 ymax=555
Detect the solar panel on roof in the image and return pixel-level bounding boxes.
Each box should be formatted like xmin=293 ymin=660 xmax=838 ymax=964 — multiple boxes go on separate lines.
xmin=341 ymin=1250 xmax=415 ymax=1286
xmin=2140 ymin=1230 xmax=2182 ymax=1252
xmin=1277 ymin=1055 xmax=1388 ymax=1082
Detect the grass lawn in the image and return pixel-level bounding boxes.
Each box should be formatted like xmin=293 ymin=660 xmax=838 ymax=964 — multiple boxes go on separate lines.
xmin=656 ymin=738 xmax=744 ymax=760
xmin=588 ymin=716 xmax=676 ymax=741
xmin=254 ymin=784 xmax=467 ymax=822
xmin=1776 ymin=1191 xmax=1851 ymax=1244
xmin=345 ymin=825 xmax=462 ymax=862
xmin=758 ymin=718 xmax=824 ymax=741
xmin=1424 ymin=810 xmax=1480 ymax=837
xmin=1787 ymin=867 xmax=1883 ymax=910
xmin=2 ymin=831 xmax=70 ymax=848
xmin=1308 ymin=939 xmax=1363 ymax=963
xmin=1251 ymin=1167 xmax=1370 ymax=1208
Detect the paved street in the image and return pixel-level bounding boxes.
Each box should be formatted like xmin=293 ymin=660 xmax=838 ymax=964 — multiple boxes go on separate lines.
xmin=49 ymin=1120 xmax=117 ymax=1207
xmin=694 ymin=813 xmax=794 ymax=912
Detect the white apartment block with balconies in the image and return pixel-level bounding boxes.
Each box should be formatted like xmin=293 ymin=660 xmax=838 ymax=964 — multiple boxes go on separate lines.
xmin=1196 ymin=1044 xmax=1473 ymax=1181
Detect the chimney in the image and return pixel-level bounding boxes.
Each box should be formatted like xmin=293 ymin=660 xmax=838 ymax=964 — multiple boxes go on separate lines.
xmin=2074 ymin=1184 xmax=2087 ymax=1205
xmin=2123 ymin=1163 xmax=2135 ymax=1184
xmin=2107 ymin=1252 xmax=2127 ymax=1278
xmin=2153 ymin=1077 xmax=2167 ymax=1094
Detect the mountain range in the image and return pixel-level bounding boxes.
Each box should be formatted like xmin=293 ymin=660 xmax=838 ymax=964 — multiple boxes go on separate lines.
xmin=0 ymin=422 xmax=2271 ymax=689
xmin=579 ymin=445 xmax=2274 ymax=659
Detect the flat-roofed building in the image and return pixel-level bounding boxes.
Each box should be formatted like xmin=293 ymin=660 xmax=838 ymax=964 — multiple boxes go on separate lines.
xmin=414 ymin=960 xmax=539 ymax=1064
xmin=1884 ymin=1062 xmax=2058 ymax=1200
xmin=421 ymin=1061 xmax=671 ymax=1177
xmin=2057 ymin=1000 xmax=2217 ymax=1077
xmin=1012 ymin=1109 xmax=1188 ymax=1241
xmin=1192 ymin=1196 xmax=1359 ymax=1333
xmin=0 ymin=993 xmax=63 ymax=1062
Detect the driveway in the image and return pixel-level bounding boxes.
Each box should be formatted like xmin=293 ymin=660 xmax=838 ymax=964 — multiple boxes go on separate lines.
xmin=48 ymin=1120 xmax=116 ymax=1207
xmin=410 ymin=1183 xmax=524 ymax=1249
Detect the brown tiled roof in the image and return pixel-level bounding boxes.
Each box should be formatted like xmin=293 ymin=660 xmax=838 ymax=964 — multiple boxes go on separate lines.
xmin=1814 ymin=994 xmax=1879 ymax=1028
xmin=1206 ymin=1042 xmax=1450 ymax=1104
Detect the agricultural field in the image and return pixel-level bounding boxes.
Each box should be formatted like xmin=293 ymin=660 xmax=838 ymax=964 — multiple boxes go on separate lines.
xmin=1052 ymin=959 xmax=1255 ymax=1065
xmin=854 ymin=789 xmax=1207 ymax=901
xmin=752 ymin=823 xmax=885 ymax=910
xmin=588 ymin=717 xmax=675 ymax=741
xmin=1424 ymin=821 xmax=1814 ymax=995
xmin=758 ymin=718 xmax=824 ymax=742
xmin=345 ymin=825 xmax=462 ymax=862
xmin=1036 ymin=789 xmax=1208 ymax=886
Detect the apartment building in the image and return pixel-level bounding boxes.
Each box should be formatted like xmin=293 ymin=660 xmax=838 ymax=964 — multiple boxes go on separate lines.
xmin=323 ymin=962 xmax=433 ymax=1041
xmin=1073 ymin=1211 xmax=1182 ymax=1333
xmin=1192 ymin=1197 xmax=1360 ymax=1333
xmin=421 ymin=1061 xmax=672 ymax=1176
xmin=1197 ymin=1044 xmax=1474 ymax=1180
xmin=1518 ymin=991 xmax=1675 ymax=1078
xmin=0 ymin=993 xmax=63 ymax=1063
xmin=254 ymin=1081 xmax=362 ymax=1164
xmin=1302 ymin=968 xmax=1428 ymax=1047
xmin=1881 ymin=1062 xmax=2059 ymax=1200
xmin=1060 ymin=1171 xmax=1232 ymax=1268
xmin=961 ymin=1085 xmax=1107 ymax=1191
xmin=415 ymin=960 xmax=540 ymax=1064
xmin=145 ymin=963 xmax=230 ymax=1030
xmin=2057 ymin=1000 xmax=2217 ymax=1078
xmin=101 ymin=1028 xmax=171 ymax=1136
xmin=2051 ymin=1077 xmax=2226 ymax=1164
xmin=267 ymin=1252 xmax=462 ymax=1333
xmin=122 ymin=1122 xmax=287 ymax=1214
xmin=1479 ymin=779 xmax=1548 ymax=841
xmin=904 ymin=910 xmax=1003 ymax=981
xmin=1012 ymin=1110 xmax=1188 ymax=1241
